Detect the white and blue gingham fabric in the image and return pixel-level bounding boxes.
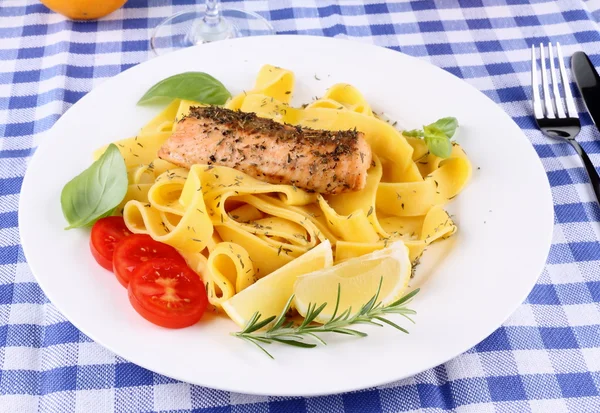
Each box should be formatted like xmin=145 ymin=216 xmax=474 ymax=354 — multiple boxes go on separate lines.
xmin=2 ymin=0 xmax=600 ymax=411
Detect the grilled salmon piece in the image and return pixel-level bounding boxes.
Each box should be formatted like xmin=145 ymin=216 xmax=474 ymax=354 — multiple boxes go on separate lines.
xmin=158 ymin=106 xmax=372 ymax=194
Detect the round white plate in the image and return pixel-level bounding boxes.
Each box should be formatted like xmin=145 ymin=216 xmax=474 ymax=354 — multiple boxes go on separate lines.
xmin=19 ymin=35 xmax=553 ymax=396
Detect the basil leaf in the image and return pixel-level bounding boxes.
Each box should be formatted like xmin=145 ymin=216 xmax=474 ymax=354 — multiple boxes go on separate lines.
xmin=402 ymin=129 xmax=424 ymax=138
xmin=61 ymin=143 xmax=128 ymax=229
xmin=423 ymin=125 xmax=452 ymax=158
xmin=138 ymin=72 xmax=231 ymax=105
xmin=428 ymin=117 xmax=458 ymax=139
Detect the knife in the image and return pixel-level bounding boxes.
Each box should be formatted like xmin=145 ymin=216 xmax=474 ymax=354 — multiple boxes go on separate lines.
xmin=572 ymin=52 xmax=600 ymax=125
xmin=571 ymin=51 xmax=600 ymax=203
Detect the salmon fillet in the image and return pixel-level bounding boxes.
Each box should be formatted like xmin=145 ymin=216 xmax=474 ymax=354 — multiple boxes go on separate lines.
xmin=158 ymin=106 xmax=372 ymax=195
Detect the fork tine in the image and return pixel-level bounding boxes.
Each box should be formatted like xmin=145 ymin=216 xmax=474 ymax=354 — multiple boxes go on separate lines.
xmin=556 ymin=42 xmax=578 ymax=117
xmin=531 ymin=45 xmax=544 ymax=119
xmin=540 ymin=43 xmax=555 ymax=118
xmin=548 ymin=43 xmax=567 ymax=118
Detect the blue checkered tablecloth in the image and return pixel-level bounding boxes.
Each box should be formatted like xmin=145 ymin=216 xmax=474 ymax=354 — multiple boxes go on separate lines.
xmin=2 ymin=0 xmax=600 ymax=411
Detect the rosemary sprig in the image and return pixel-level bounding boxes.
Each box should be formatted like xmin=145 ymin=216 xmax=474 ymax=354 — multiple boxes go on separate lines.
xmin=232 ymin=277 xmax=420 ymax=359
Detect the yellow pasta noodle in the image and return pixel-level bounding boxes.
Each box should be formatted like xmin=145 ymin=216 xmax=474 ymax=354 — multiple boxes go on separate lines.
xmin=335 ymin=205 xmax=456 ymax=263
xmin=141 ymin=99 xmax=181 ymax=134
xmin=205 ymin=242 xmax=254 ymax=305
xmin=226 ymin=64 xmax=294 ymax=111
xmin=94 ymin=132 xmax=172 ymax=167
xmin=306 ymin=83 xmax=373 ymax=116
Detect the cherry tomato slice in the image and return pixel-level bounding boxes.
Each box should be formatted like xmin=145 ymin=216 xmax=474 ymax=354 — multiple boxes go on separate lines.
xmin=128 ymin=258 xmax=208 ymax=328
xmin=90 ymin=216 xmax=132 ymax=271
xmin=112 ymin=234 xmax=185 ymax=288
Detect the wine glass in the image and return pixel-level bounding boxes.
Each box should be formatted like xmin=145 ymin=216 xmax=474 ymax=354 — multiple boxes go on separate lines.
xmin=151 ymin=0 xmax=275 ymax=56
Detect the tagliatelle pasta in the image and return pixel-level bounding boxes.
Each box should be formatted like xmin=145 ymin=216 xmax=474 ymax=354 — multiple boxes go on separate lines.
xmin=94 ymin=65 xmax=471 ymax=310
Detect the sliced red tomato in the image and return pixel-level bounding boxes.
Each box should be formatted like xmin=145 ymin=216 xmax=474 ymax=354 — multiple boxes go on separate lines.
xmin=90 ymin=216 xmax=132 ymax=271
xmin=128 ymin=258 xmax=208 ymax=328
xmin=112 ymin=234 xmax=185 ymax=288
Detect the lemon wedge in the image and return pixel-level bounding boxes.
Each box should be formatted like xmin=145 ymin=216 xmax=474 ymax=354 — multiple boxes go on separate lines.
xmin=222 ymin=240 xmax=333 ymax=327
xmin=293 ymin=241 xmax=411 ymax=324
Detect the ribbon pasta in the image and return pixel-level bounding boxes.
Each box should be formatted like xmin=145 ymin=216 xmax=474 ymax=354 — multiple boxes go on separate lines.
xmin=96 ymin=65 xmax=471 ymax=309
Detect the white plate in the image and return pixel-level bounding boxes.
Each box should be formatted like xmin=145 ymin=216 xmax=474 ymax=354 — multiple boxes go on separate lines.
xmin=19 ymin=35 xmax=553 ymax=396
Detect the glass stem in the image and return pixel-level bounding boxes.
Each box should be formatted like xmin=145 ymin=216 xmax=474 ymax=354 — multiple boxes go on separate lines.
xmin=203 ymin=0 xmax=222 ymax=26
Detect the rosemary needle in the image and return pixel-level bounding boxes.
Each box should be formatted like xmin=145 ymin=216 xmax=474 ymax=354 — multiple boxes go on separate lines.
xmin=232 ymin=277 xmax=419 ymax=359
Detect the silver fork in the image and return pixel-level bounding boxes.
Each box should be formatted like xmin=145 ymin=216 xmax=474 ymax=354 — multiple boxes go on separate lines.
xmin=532 ymin=42 xmax=600 ymax=203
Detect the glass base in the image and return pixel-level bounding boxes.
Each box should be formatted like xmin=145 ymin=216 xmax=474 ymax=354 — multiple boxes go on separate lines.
xmin=151 ymin=8 xmax=275 ymax=56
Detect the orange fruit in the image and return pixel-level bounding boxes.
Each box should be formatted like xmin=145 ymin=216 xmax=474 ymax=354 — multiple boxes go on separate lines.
xmin=40 ymin=0 xmax=128 ymax=21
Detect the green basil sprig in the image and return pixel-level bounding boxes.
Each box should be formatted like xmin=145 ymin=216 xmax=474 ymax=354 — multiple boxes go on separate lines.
xmin=61 ymin=143 xmax=127 ymax=229
xmin=138 ymin=72 xmax=231 ymax=105
xmin=402 ymin=117 xmax=458 ymax=158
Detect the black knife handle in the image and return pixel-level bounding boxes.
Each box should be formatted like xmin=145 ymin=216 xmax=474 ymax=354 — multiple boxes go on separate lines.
xmin=570 ymin=139 xmax=600 ymax=204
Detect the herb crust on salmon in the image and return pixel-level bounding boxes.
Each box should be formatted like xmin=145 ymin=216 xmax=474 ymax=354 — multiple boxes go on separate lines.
xmin=158 ymin=106 xmax=372 ymax=194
